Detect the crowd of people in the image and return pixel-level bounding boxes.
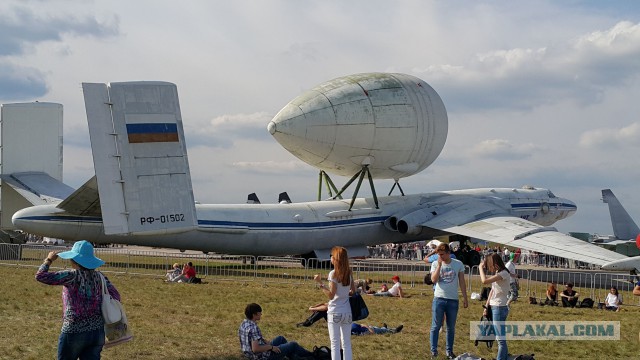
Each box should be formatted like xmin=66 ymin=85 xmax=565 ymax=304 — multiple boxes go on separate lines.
xmin=367 ymin=243 xmax=596 ymax=270
xmin=33 ymin=240 xmax=639 ymax=360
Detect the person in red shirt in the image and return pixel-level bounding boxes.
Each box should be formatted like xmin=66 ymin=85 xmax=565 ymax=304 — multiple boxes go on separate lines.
xmin=171 ymin=262 xmax=197 ymax=283
xmin=184 ymin=262 xmax=196 ymax=280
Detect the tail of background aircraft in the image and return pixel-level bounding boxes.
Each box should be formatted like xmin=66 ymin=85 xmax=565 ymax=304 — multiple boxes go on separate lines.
xmin=83 ymin=82 xmax=198 ymax=236
xmin=0 ymin=102 xmax=71 ymax=240
xmin=602 ymin=189 xmax=640 ymax=240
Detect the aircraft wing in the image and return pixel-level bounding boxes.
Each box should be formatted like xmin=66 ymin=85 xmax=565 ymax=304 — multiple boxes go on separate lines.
xmin=422 ymin=209 xmax=629 ymax=266
xmin=1 ymin=172 xmax=75 ymax=204
xmin=56 ymin=176 xmax=101 ymax=216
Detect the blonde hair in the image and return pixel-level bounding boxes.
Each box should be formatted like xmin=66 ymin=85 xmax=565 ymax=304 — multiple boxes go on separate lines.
xmin=331 ymin=246 xmax=352 ymax=286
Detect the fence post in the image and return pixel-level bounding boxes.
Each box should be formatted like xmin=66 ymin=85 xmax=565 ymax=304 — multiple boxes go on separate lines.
xmin=466 ymin=265 xmax=472 ymax=295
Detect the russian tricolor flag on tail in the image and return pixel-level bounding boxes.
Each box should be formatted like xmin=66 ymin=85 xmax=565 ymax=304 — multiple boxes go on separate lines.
xmin=126 ymin=123 xmax=179 ymax=143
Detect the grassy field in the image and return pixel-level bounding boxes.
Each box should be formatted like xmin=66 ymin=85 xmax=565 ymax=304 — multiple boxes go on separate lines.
xmin=1 ymin=265 xmax=639 ymax=360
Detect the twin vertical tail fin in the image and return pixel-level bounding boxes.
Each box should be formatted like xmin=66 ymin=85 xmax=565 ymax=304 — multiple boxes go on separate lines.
xmin=83 ymin=82 xmax=197 ymax=235
xmin=601 ymin=189 xmax=640 ymax=240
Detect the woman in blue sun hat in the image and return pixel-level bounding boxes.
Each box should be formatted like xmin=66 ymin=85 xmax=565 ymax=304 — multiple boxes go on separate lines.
xmin=36 ymin=240 xmax=120 ymax=360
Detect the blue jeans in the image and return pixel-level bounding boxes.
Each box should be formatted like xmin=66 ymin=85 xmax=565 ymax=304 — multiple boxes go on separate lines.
xmin=491 ymin=305 xmax=509 ymax=360
xmin=430 ymin=297 xmax=459 ymax=355
xmin=371 ymin=326 xmax=392 ymax=335
xmin=270 ymin=335 xmax=313 ymax=359
xmin=58 ymin=327 xmax=105 ymax=360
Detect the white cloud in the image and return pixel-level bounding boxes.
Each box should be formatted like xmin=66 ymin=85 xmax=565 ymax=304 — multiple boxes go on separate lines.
xmin=232 ymin=160 xmax=311 ymax=175
xmin=472 ymin=139 xmax=538 ymax=160
xmin=414 ymin=20 xmax=640 ymax=111
xmin=2 ymin=0 xmax=640 ymax=236
xmin=184 ymin=112 xmax=272 ymax=148
xmin=579 ymin=122 xmax=640 ymax=148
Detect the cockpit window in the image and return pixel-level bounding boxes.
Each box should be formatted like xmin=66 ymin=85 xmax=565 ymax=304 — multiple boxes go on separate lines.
xmin=547 ymin=190 xmax=556 ymax=198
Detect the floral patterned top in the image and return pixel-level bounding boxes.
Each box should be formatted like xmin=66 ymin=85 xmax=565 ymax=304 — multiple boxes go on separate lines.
xmin=36 ymin=262 xmax=120 ymax=333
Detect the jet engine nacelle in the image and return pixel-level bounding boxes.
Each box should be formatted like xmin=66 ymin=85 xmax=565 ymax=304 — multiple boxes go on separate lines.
xmin=396 ymin=208 xmax=438 ymax=236
xmin=384 ymin=216 xmax=400 ymax=232
xmin=268 ymin=73 xmax=448 ymax=179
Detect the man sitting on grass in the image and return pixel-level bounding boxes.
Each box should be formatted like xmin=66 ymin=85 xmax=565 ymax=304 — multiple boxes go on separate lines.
xmin=560 ymin=283 xmax=579 ymax=308
xmin=239 ymin=303 xmax=314 ymax=359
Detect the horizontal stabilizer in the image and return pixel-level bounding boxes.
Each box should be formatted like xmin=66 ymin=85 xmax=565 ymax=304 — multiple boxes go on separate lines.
xmin=56 ymin=176 xmax=101 ymax=216
xmin=83 ymin=82 xmax=197 ymax=235
xmin=1 ymin=172 xmax=74 ymax=204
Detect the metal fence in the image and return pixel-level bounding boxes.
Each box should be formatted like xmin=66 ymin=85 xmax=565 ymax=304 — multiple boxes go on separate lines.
xmin=2 ymin=243 xmax=638 ymax=306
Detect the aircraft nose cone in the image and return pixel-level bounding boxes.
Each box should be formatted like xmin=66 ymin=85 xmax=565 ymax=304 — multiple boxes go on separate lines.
xmin=12 ymin=207 xmax=35 ymax=230
xmin=565 ymin=198 xmax=577 ymax=210
xmin=12 ymin=207 xmax=30 ymax=224
xmin=12 ymin=205 xmax=60 ymax=232
xmin=267 ymin=121 xmax=276 ymax=135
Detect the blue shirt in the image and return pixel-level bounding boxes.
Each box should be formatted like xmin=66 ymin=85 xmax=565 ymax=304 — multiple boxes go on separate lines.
xmin=431 ymin=258 xmax=465 ymax=300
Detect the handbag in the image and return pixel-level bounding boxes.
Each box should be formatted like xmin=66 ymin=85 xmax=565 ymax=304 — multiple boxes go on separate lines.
xmin=100 ymin=273 xmax=122 ymax=324
xmin=100 ymin=273 xmax=133 ymax=347
xmin=349 ymin=293 xmax=369 ymax=321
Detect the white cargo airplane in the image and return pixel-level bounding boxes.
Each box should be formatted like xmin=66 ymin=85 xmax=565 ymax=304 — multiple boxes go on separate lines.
xmin=10 ymin=81 xmax=640 ymax=272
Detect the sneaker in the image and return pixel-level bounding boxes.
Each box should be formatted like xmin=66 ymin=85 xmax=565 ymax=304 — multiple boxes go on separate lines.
xmin=394 ymin=324 xmax=403 ymax=333
xmin=446 ymin=351 xmax=456 ymax=359
xmin=430 ymin=351 xmax=438 ymax=359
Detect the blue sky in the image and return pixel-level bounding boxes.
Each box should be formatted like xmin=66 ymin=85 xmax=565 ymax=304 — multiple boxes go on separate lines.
xmin=1 ymin=0 xmax=639 ymax=236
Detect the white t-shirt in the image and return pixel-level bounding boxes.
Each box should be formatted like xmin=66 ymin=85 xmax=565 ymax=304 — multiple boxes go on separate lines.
xmin=489 ymin=269 xmax=511 ymax=306
xmin=327 ymin=269 xmax=352 ymax=314
xmin=388 ymin=282 xmax=401 ymax=296
xmin=605 ymin=293 xmax=619 ymax=307
xmin=505 ymin=261 xmax=516 ymax=284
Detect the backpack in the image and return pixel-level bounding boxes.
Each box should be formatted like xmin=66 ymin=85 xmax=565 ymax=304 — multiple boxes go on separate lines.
xmin=513 ymin=354 xmax=535 ymax=360
xmin=349 ymin=293 xmax=369 ymax=321
xmin=424 ymin=273 xmax=434 ymax=285
xmin=312 ymin=345 xmax=331 ymax=360
xmin=579 ymin=298 xmax=594 ymax=308
xmin=473 ymin=312 xmax=494 ymax=349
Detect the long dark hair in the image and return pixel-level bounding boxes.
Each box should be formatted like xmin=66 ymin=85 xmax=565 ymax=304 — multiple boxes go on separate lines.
xmin=486 ymin=253 xmax=507 ymax=273
xmin=610 ymin=287 xmax=619 ymax=296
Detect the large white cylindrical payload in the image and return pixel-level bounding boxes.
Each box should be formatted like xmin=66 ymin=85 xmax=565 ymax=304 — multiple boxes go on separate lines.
xmin=268 ymin=73 xmax=448 ymax=179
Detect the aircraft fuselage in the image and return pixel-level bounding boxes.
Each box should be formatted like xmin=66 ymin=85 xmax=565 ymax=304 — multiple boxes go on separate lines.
xmin=12 ymin=187 xmax=576 ymax=256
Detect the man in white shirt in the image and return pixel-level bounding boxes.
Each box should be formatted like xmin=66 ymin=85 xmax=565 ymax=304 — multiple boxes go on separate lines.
xmin=505 ymin=259 xmax=518 ymax=306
